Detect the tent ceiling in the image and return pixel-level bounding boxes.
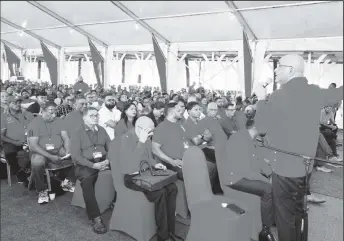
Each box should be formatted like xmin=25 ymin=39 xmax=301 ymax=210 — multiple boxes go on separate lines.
xmin=0 ymin=1 xmax=342 ymax=50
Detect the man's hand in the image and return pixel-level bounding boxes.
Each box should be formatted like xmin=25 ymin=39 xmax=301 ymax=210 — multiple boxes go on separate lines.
xmin=203 ymin=129 xmax=212 ymax=141
xmin=14 ymin=140 xmax=26 ymax=147
xmin=99 ymin=165 xmax=110 ymax=171
xmin=138 ymin=128 xmax=154 ymax=143
xmin=171 ymin=159 xmax=183 ymax=168
xmin=154 ymin=163 xmax=167 ymax=170
xmin=50 ymin=155 xmax=62 ymax=163
xmin=103 ymin=159 xmax=109 ymax=166
xmin=331 ymin=125 xmax=338 ymax=131
xmin=98 ymin=160 xmax=110 ymax=171
xmin=93 ymin=162 xmax=103 ymax=170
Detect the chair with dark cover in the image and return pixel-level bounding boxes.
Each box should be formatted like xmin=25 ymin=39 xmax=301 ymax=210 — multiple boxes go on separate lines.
xmin=71 ymin=169 xmax=115 ymax=214
xmin=183 ymin=146 xmax=250 ymax=241
xmin=215 ymin=137 xmax=262 ymax=241
xmin=109 ymin=138 xmax=156 ymax=241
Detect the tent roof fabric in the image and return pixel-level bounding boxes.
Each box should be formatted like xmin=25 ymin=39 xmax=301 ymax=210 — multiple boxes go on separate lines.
xmin=0 ymin=1 xmax=343 ymax=50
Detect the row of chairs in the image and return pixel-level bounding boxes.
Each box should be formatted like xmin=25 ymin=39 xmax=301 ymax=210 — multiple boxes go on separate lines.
xmin=4 ymin=140 xmax=261 ymax=241
xmin=71 ymin=138 xmax=261 ymax=241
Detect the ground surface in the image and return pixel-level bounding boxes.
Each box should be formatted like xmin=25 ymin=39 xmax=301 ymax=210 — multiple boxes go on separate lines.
xmin=1 ymin=131 xmax=343 ymax=241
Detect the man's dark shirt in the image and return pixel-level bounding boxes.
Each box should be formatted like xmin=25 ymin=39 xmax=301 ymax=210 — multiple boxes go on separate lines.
xmin=71 ymin=124 xmax=111 ymax=168
xmin=255 ymin=77 xmax=343 ymax=177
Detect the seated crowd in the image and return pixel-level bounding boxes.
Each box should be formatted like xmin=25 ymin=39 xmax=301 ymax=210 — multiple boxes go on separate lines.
xmin=0 ymin=77 xmax=342 ymax=241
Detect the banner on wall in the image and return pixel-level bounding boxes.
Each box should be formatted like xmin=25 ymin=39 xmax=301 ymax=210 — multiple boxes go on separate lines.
xmin=243 ymin=31 xmax=253 ymax=98
xmin=88 ymin=38 xmax=104 ymax=87
xmin=40 ymin=41 xmax=58 ymax=85
xmin=152 ymin=34 xmax=167 ymax=91
xmin=3 ymin=43 xmax=21 ymax=77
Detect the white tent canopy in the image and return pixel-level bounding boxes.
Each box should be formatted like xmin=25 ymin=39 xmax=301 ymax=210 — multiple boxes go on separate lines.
xmin=0 ymin=1 xmax=343 ymax=94
xmin=1 ymin=1 xmax=342 ymax=49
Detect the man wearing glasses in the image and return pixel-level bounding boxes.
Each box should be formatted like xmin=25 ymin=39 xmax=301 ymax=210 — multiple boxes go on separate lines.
xmin=27 ymin=102 xmax=75 ymax=204
xmin=70 ymin=107 xmax=112 ymax=234
xmin=255 ymin=54 xmax=343 ymax=241
xmin=98 ymin=94 xmax=121 ymax=140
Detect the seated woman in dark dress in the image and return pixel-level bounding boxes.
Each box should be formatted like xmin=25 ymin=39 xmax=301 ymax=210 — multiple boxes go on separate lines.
xmin=114 ymin=102 xmax=137 ymax=138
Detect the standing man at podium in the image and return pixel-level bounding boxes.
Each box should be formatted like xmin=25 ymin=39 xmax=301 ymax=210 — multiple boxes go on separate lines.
xmin=255 ymin=54 xmax=343 ymax=241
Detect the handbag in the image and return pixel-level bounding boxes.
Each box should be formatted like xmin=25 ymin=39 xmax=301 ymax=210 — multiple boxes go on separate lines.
xmin=132 ymin=160 xmax=178 ymax=192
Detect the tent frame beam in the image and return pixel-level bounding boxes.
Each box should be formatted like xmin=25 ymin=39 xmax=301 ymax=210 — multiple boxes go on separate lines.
xmin=110 ymin=1 xmax=170 ymax=45
xmin=225 ymin=1 xmax=257 ymax=41
xmin=1 ymin=39 xmax=25 ymax=51
xmin=237 ymin=1 xmax=333 ymax=12
xmin=27 ymin=1 xmax=108 ymax=48
xmin=1 ymin=17 xmax=61 ymax=49
xmin=1 ymin=10 xmax=236 ymax=35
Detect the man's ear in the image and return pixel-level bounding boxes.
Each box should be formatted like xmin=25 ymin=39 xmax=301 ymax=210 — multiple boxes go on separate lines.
xmin=288 ymin=66 xmax=295 ymax=77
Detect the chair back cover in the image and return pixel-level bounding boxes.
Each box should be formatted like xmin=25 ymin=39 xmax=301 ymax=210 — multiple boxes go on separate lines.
xmin=182 ymin=146 xmax=212 ymax=208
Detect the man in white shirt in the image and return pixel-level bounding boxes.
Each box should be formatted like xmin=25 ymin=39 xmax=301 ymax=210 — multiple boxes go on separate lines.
xmin=98 ymin=94 xmax=121 ymax=140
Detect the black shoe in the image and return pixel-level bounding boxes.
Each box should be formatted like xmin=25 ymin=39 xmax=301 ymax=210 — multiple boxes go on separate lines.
xmin=16 ymin=170 xmax=28 ymax=185
xmin=90 ymin=216 xmax=107 ymax=234
xmin=259 ymin=226 xmax=276 ymax=241
xmin=169 ymin=232 xmax=184 ymax=241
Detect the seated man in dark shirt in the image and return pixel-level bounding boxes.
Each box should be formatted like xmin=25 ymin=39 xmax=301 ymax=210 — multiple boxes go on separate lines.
xmin=63 ymin=97 xmax=87 ymax=138
xmin=1 ymin=96 xmax=33 ymax=184
xmin=152 ymin=102 xmax=187 ymax=180
xmin=221 ymin=102 xmax=239 ymax=138
xmin=71 ymin=107 xmax=111 ymax=234
xmin=118 ymin=116 xmax=181 ymax=241
xmin=319 ymin=105 xmax=339 ymax=157
xmin=27 ymin=102 xmax=75 ymax=204
xmin=182 ymin=101 xmax=221 ymax=193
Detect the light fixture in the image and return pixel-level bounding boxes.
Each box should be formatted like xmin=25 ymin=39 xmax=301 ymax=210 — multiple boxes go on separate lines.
xmin=19 ymin=31 xmax=24 ymax=37
xmin=135 ymin=22 xmax=139 ymax=30
xmin=69 ymin=29 xmax=74 ymax=34
xmin=228 ymin=12 xmax=235 ymax=20
xmin=21 ymin=20 xmax=27 ymax=28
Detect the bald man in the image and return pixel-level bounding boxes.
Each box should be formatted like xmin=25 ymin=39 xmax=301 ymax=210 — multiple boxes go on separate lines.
xmin=207 ymin=102 xmax=218 ymax=119
xmin=119 ymin=116 xmax=181 ymax=241
xmin=255 ymin=54 xmax=343 ymax=241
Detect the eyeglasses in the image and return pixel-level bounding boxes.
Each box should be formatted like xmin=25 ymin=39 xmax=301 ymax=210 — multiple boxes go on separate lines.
xmin=278 ymin=64 xmax=293 ymax=68
xmin=89 ymin=114 xmax=99 ymax=119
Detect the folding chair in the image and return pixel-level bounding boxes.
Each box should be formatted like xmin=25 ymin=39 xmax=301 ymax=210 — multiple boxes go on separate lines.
xmin=27 ymin=137 xmax=73 ymax=191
